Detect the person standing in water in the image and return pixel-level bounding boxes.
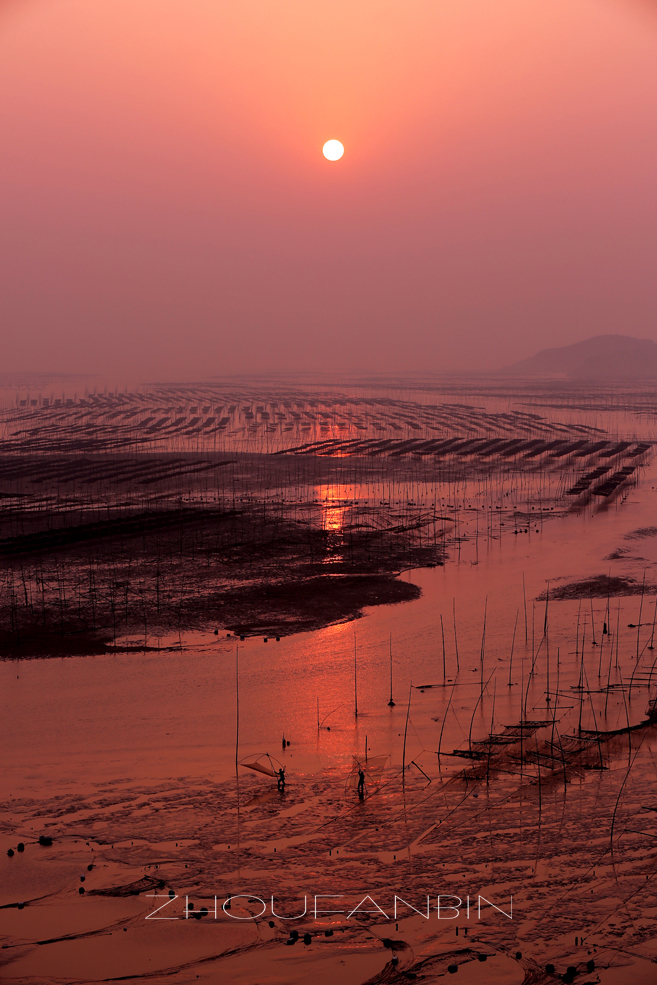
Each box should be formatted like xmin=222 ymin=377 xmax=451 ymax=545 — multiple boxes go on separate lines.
xmin=357 ymin=768 xmax=365 ymax=799
xmin=277 ymin=768 xmax=286 ymax=792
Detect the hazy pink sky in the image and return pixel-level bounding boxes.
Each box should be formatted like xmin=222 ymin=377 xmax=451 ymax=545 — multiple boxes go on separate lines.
xmin=2 ymin=0 xmax=657 ymax=379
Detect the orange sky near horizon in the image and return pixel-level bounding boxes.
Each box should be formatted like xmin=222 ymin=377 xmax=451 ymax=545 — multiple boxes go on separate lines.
xmin=1 ymin=0 xmax=657 ymax=379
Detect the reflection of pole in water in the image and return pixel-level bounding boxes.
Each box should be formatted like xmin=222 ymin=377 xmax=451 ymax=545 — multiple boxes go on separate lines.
xmin=402 ymin=682 xmax=412 ymax=787
xmin=552 ymin=647 xmax=561 ymax=745
xmin=604 ymin=606 xmax=616 ymax=718
xmin=437 ymin=677 xmax=456 ymax=767
xmin=509 ymin=608 xmax=518 ymax=686
xmin=598 ymin=601 xmax=606 ymax=678
xmin=440 ymin=615 xmax=446 ymax=683
xmin=636 ymin=571 xmax=646 ymax=666
xmin=388 ymin=634 xmax=395 ymax=707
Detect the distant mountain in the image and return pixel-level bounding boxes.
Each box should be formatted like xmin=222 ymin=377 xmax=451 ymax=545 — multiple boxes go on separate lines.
xmin=501 ymin=335 xmax=657 ymax=379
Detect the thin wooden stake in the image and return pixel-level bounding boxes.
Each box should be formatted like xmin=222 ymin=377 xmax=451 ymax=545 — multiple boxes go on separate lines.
xmin=354 ymin=632 xmax=358 ymax=718
xmin=452 ymin=598 xmax=460 ymax=673
xmin=235 ymin=645 xmax=239 ymax=769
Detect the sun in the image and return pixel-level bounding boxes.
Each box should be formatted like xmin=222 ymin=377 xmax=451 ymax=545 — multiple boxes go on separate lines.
xmin=322 ymin=139 xmax=344 ymax=161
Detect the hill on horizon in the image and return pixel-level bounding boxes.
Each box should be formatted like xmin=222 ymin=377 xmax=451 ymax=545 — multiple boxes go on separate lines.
xmin=500 ymin=334 xmax=657 ymax=379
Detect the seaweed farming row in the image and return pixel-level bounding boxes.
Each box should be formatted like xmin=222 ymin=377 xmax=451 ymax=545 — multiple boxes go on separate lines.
xmin=0 ymin=380 xmax=654 ymax=656
xmin=0 ymin=379 xmax=649 ymax=456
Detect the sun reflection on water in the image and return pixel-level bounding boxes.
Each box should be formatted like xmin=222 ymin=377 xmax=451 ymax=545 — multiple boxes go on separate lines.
xmin=315 ymin=483 xmax=369 ymax=532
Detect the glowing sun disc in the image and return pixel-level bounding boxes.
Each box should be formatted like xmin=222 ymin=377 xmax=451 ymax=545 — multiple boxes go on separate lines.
xmin=322 ymin=139 xmax=344 ymax=161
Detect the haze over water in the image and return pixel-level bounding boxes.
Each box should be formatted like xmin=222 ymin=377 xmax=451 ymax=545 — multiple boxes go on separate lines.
xmin=2 ymin=1 xmax=657 ymax=379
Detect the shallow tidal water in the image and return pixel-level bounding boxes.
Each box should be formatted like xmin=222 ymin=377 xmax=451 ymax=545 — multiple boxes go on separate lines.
xmin=2 ymin=446 xmax=657 ymax=985
xmin=3 ymin=460 xmax=657 ymax=793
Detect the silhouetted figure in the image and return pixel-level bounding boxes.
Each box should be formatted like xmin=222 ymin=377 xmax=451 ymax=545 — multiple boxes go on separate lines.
xmin=357 ymin=768 xmax=365 ymax=799
xmin=603 ymin=622 xmax=608 ymax=635
xmin=277 ymin=768 xmax=286 ymax=792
